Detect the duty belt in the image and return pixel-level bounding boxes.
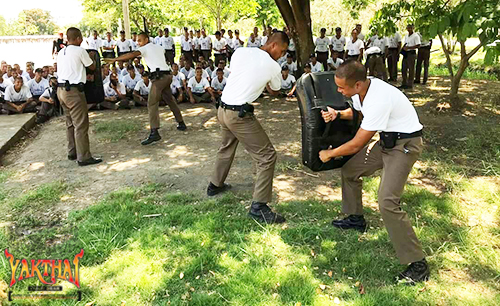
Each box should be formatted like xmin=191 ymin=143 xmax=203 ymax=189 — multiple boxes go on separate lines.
xmin=380 ymin=130 xmax=422 ymax=140
xmin=58 ymin=81 xmax=84 ymax=92
xmin=220 ymin=102 xmax=243 ymax=111
xmin=150 ymin=69 xmax=171 ymax=80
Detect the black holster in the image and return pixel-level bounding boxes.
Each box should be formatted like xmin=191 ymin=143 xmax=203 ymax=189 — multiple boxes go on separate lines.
xmin=238 ymin=103 xmax=254 ymax=118
xmin=380 ymin=132 xmax=398 ymax=149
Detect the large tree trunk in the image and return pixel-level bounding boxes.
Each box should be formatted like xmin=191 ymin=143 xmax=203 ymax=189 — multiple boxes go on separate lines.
xmin=275 ymin=0 xmax=314 ymax=75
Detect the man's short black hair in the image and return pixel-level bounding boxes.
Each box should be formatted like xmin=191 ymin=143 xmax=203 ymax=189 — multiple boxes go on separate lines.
xmin=235 ymin=29 xmax=239 ymax=34
xmin=35 ymin=68 xmax=43 ymax=74
xmin=120 ymin=30 xmax=125 ymax=34
xmin=195 ymin=67 xmax=203 ymax=71
xmin=335 ymin=60 xmax=367 ymax=86
xmin=216 ymin=68 xmax=223 ymax=73
xmin=320 ymin=28 xmax=326 ymax=32
xmin=142 ymin=71 xmax=150 ymax=78
xmin=49 ymin=76 xmax=57 ymax=82
xmin=215 ymin=31 xmax=221 ymax=36
xmin=67 ymin=27 xmax=82 ymax=41
xmin=132 ymin=32 xmax=137 ymax=35
xmin=286 ymin=53 xmax=293 ymax=58
xmin=309 ymin=54 xmax=316 ymax=59
xmin=266 ymin=31 xmax=290 ymax=46
xmin=282 ymin=65 xmax=289 ymax=71
xmin=335 ymin=27 xmax=341 ymax=31
xmin=304 ymin=63 xmax=311 ymax=69
xmin=127 ymin=65 xmax=135 ymax=71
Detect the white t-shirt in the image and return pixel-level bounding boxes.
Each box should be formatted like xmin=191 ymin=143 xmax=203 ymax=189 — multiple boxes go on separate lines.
xmin=101 ymin=39 xmax=116 ymax=53
xmin=129 ymin=39 xmax=138 ymax=51
xmin=134 ymin=79 xmax=151 ymax=95
xmin=213 ymin=38 xmax=226 ymax=54
xmin=310 ymin=61 xmax=324 ymax=72
xmin=281 ymin=74 xmax=296 ymax=90
xmin=247 ymin=38 xmax=260 ymax=48
xmin=281 ymin=61 xmax=297 ymax=74
xmin=188 ymin=77 xmax=210 ymax=94
xmin=387 ymin=32 xmax=402 ymax=48
xmin=181 ymin=37 xmax=193 ymax=51
xmin=226 ymin=37 xmax=235 ymax=49
xmin=233 ymin=38 xmax=243 ymax=49
xmin=170 ymin=77 xmax=182 ymax=94
xmin=122 ymin=73 xmax=141 ymax=90
xmin=288 ymin=38 xmax=295 ymax=51
xmin=192 ymin=37 xmax=200 ymax=49
xmin=405 ymin=33 xmax=421 ymax=48
xmin=86 ymin=37 xmax=102 ymax=50
xmin=4 ymin=84 xmax=32 ymax=102
xmin=358 ymin=32 xmax=365 ymax=41
xmin=200 ymin=36 xmax=212 ymax=50
xmin=173 ymin=72 xmax=186 ymax=86
xmin=352 ymin=78 xmax=423 ymax=133
xmin=27 ymin=78 xmax=49 ymax=96
xmin=0 ymin=78 xmax=13 ymax=94
xmin=372 ymin=37 xmax=388 ymax=54
xmin=346 ymin=39 xmax=364 ymax=56
xmin=366 ymin=35 xmax=378 ymax=48
xmin=116 ymin=39 xmax=132 ymax=53
xmin=211 ymin=67 xmax=230 ymax=79
xmin=330 ymin=36 xmax=346 ymax=52
xmin=327 ymin=58 xmax=344 ymax=70
xmin=261 ymin=36 xmax=268 ymax=46
xmin=211 ymin=76 xmax=227 ymax=91
xmin=221 ymin=48 xmax=281 ymax=105
xmin=57 ymin=45 xmax=94 ymax=84
xmin=315 ymin=37 xmax=330 ymax=52
xmin=188 ymin=69 xmax=210 ymax=80
xmin=153 ymin=36 xmax=162 ymax=44
xmin=160 ymin=36 xmax=175 ymax=50
xmin=41 ymin=87 xmax=55 ymax=99
xmin=180 ymin=67 xmax=193 ymax=79
xmin=138 ymin=43 xmax=170 ymax=71
xmin=104 ymin=82 xmax=126 ymax=97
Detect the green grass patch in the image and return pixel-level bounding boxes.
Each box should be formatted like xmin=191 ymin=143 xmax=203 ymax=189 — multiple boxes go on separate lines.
xmin=93 ymin=119 xmax=142 ymax=142
xmin=428 ymin=65 xmax=498 ymax=80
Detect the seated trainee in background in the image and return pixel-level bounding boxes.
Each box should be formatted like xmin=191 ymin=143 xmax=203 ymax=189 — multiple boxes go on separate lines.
xmin=280 ymin=66 xmax=296 ymax=97
xmin=210 ymin=68 xmax=227 ymax=102
xmin=188 ymin=62 xmax=211 ymax=81
xmin=2 ymin=77 xmax=37 ymax=114
xmin=102 ymin=72 xmax=130 ymax=110
xmin=122 ymin=65 xmax=142 ymax=100
xmin=327 ymin=51 xmax=344 ymax=71
xmin=187 ymin=67 xmax=212 ymax=104
xmin=133 ymin=71 xmax=151 ymax=107
xmin=27 ymin=68 xmax=49 ymax=103
xmin=37 ymin=76 xmax=59 ymax=123
xmin=288 ymin=63 xmax=312 ymax=97
xmin=172 ymin=63 xmax=186 ymax=103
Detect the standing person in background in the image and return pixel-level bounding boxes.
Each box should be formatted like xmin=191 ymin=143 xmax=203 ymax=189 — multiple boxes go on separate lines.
xmin=387 ymin=31 xmax=402 ymax=82
xmin=200 ymin=28 xmax=212 ymax=62
xmin=330 ymin=27 xmax=346 ymax=60
xmin=315 ymin=28 xmax=330 ymax=71
xmin=252 ymin=27 xmax=262 ymax=46
xmin=181 ymin=31 xmax=194 ymax=67
xmin=193 ymin=30 xmax=202 ymax=62
xmin=345 ymin=29 xmax=364 ymax=63
xmin=161 ymin=28 xmax=176 ymax=65
xmin=116 ymin=30 xmax=132 ymax=57
xmin=52 ymin=32 xmax=67 ymax=59
xmin=130 ymin=32 xmax=139 ymax=51
xmin=57 ymin=27 xmax=102 ymax=166
xmin=415 ymin=34 xmax=432 ymax=85
xmin=286 ymin=29 xmax=296 ymax=61
xmin=86 ymin=30 xmax=102 ymax=50
xmin=101 ymin=32 xmax=116 ymax=59
xmin=355 ymin=24 xmax=365 ymax=41
xmin=213 ymin=31 xmax=227 ymax=67
xmin=226 ymin=30 xmax=235 ymax=62
xmin=154 ymin=29 xmax=163 ymax=44
xmin=400 ymin=24 xmax=420 ymax=90
xmin=233 ymin=30 xmax=244 ymax=51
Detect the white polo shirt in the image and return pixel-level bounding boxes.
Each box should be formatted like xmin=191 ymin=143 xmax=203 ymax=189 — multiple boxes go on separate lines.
xmin=281 ymin=61 xmax=297 ymax=74
xmin=327 ymin=57 xmax=344 ymax=70
xmin=315 ymin=37 xmax=330 ymax=52
xmin=226 ymin=37 xmax=235 ymax=50
xmin=211 ymin=76 xmax=227 ymax=91
xmin=213 ymin=38 xmax=226 ymax=54
xmin=116 ymin=39 xmax=132 ymax=53
xmin=4 ymin=84 xmax=32 ymax=102
xmin=281 ymin=74 xmax=296 ymax=90
xmin=27 ymin=78 xmax=49 ymax=96
xmin=352 ymin=78 xmax=423 ymax=133
xmin=330 ymin=36 xmax=346 ymax=52
xmin=387 ymin=32 xmax=402 ymax=48
xmin=188 ymin=68 xmax=210 ymax=80
xmin=310 ymin=61 xmax=324 ymax=72
xmin=122 ymin=73 xmax=141 ymax=90
xmin=233 ymin=38 xmax=243 ymax=49
xmin=211 ymin=67 xmax=230 ymax=79
xmin=346 ymin=39 xmax=364 ymax=56
xmin=138 ymin=43 xmax=170 ymax=71
xmin=405 ymin=33 xmax=421 ymax=48
xmin=180 ymin=67 xmax=193 ymax=79
xmin=247 ymin=39 xmax=260 ymax=48
xmin=160 ymin=36 xmax=175 ymax=50
xmin=188 ymin=77 xmax=210 ymax=94
xmin=372 ymin=37 xmax=388 ymax=54
xmin=86 ymin=37 xmax=101 ymax=50
xmin=200 ymin=36 xmax=212 ymax=50
xmin=57 ymin=45 xmax=94 ymax=84
xmin=101 ymin=39 xmax=116 ymax=53
xmin=104 ymin=82 xmax=126 ymax=97
xmin=181 ymin=37 xmax=193 ymax=51
xmin=173 ymin=72 xmax=186 ymax=86
xmin=134 ymin=79 xmax=151 ymax=95
xmin=221 ymin=48 xmax=281 ymax=105
xmin=129 ymin=39 xmax=138 ymax=51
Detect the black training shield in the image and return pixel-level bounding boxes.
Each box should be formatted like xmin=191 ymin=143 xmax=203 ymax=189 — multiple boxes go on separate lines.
xmin=84 ymin=49 xmax=104 ymax=104
xmin=296 ymin=71 xmax=360 ymax=172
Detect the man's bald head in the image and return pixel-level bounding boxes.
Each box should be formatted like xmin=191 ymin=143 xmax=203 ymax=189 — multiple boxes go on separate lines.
xmin=67 ymin=27 xmax=82 ymax=41
xmin=262 ymin=31 xmax=290 ymax=61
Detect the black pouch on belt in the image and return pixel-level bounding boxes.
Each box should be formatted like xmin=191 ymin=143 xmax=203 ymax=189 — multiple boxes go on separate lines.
xmin=64 ymin=80 xmax=71 ymax=91
xmin=77 ymin=83 xmax=85 ymax=92
xmin=380 ymin=132 xmax=398 ymax=149
xmin=238 ymin=103 xmax=254 ymax=118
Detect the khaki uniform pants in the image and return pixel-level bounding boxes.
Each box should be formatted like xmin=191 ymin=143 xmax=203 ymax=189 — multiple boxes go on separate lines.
xmin=415 ymin=47 xmax=430 ymax=84
xmin=367 ymin=55 xmax=387 ymax=81
xmin=387 ymin=48 xmax=399 ymax=80
xmin=402 ymin=52 xmax=417 ymax=87
xmin=341 ymin=137 xmax=425 ymax=264
xmin=148 ymin=74 xmax=183 ymax=129
xmin=57 ymin=87 xmax=92 ymax=162
xmin=211 ymin=107 xmax=277 ymax=203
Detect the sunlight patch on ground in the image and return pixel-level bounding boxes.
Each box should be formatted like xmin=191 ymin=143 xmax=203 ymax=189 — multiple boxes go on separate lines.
xmin=27 ymin=162 xmax=45 ymax=171
xmin=97 ymin=158 xmax=151 ymax=172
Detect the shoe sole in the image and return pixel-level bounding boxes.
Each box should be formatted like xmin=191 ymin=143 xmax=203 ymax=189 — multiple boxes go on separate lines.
xmin=141 ymin=138 xmax=161 ymax=145
xmin=397 ymin=273 xmax=430 ymax=286
xmin=332 ymin=223 xmax=367 ymax=232
xmin=207 ymin=184 xmax=231 ymax=196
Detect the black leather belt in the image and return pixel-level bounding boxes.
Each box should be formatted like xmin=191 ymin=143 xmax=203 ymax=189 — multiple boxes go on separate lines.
xmin=220 ymin=102 xmax=243 ymax=111
xmin=58 ymin=82 xmax=84 ymax=92
xmin=57 ymin=83 xmax=82 ymax=88
xmin=381 ymin=130 xmax=422 ymax=140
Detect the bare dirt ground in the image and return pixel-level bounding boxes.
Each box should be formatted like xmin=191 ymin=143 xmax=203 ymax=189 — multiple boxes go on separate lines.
xmin=1 ymin=76 xmax=499 ymax=218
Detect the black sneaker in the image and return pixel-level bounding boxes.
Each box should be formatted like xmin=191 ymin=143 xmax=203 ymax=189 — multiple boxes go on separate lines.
xmin=207 ymin=182 xmax=231 ymax=196
xmin=68 ymin=154 xmax=77 ymax=161
xmin=414 ymin=80 xmax=421 ymax=84
xmin=141 ymin=129 xmax=161 ymax=145
xmin=177 ymin=121 xmax=187 ymax=131
xmin=248 ymin=202 xmax=286 ymax=224
xmin=398 ymin=85 xmax=409 ymax=90
xmin=78 ymin=157 xmax=103 ymax=166
xmin=396 ymin=259 xmax=430 ymax=285
xmin=331 ymin=215 xmax=367 ymax=232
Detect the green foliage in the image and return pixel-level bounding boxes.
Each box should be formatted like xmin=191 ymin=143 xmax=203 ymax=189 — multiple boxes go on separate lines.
xmin=254 ymin=0 xmax=284 ymax=29
xmin=0 ymin=9 xmax=57 ymax=36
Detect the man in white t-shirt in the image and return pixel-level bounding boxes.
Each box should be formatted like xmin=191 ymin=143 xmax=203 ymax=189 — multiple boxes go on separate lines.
xmin=57 ymin=27 xmax=101 ymax=166
xmin=247 ymin=33 xmax=260 ymax=48
xmin=153 ymin=29 xmax=163 ymax=45
xmin=355 ymin=24 xmax=365 ymax=41
xmin=86 ymin=30 xmax=102 ymax=50
xmin=213 ymin=31 xmax=227 ymax=66
xmin=319 ymin=60 xmax=428 ymax=285
xmin=330 ymin=27 xmax=346 ymax=59
xmin=104 ymin=32 xmax=187 ymax=145
xmin=400 ymin=24 xmax=421 ymax=89
xmin=233 ymin=30 xmax=244 ymax=51
xmin=0 ymin=75 xmax=13 ymax=111
xmin=2 ymin=77 xmax=37 ymax=114
xmin=171 ymin=63 xmax=186 ymax=103
xmin=27 ymin=68 xmax=49 ymax=100
xmin=36 ymin=76 xmax=59 ymax=123
xmin=327 ymin=51 xmax=344 ymax=71
xmin=200 ymin=29 xmax=212 ymax=62
xmin=309 ymin=54 xmax=324 ymax=72
xmin=101 ymin=72 xmax=128 ymax=109
xmin=211 ymin=60 xmax=230 ymax=79
xmin=160 ymin=28 xmax=176 ymax=65
xmin=187 ymin=67 xmax=212 ymax=103
xmin=122 ymin=65 xmax=142 ymax=98
xmin=130 ymin=32 xmax=139 ymax=51
xmin=116 ymin=30 xmax=132 ymax=56
xmin=132 ymin=71 xmax=151 ymax=107
xmin=315 ymin=28 xmax=330 ymax=72
xmin=281 ymin=53 xmax=297 ymax=77
xmin=366 ymin=35 xmax=388 ymax=81
xmin=207 ymin=31 xmax=289 ymax=224
xmin=415 ymin=33 xmax=432 ymax=85
xmin=387 ymin=32 xmax=402 ymax=82
xmin=101 ymin=32 xmax=116 ymax=58
xmin=188 ymin=62 xmax=211 ymax=81
xmin=210 ymin=68 xmax=227 ymax=102
xmin=181 ymin=32 xmax=194 ymax=66
xmin=345 ymin=28 xmax=364 ymax=63
xmin=280 ymin=66 xmax=296 ymax=97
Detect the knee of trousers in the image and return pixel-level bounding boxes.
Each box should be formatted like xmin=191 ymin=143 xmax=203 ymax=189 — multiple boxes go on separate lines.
xmin=257 ymin=147 xmax=277 ymax=168
xmin=340 ymin=165 xmax=360 ymax=182
xmin=378 ymin=195 xmax=404 ymax=217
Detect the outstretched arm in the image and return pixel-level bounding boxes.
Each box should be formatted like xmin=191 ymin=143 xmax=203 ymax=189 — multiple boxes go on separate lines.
xmin=103 ymin=51 xmax=141 ymax=63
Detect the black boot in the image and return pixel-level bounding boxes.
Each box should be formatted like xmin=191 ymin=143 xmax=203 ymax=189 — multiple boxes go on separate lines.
xmin=177 ymin=121 xmax=187 ymax=131
xmin=396 ymin=258 xmax=430 ymax=285
xmin=207 ymin=182 xmax=231 ymax=196
xmin=331 ymin=215 xmax=367 ymax=232
xmin=78 ymin=157 xmax=103 ymax=166
xmin=248 ymin=202 xmax=285 ymax=224
xmin=141 ymin=128 xmax=161 ymax=145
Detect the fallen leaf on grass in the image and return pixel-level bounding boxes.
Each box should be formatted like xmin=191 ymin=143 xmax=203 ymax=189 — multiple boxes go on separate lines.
xmin=418 ymin=286 xmax=426 ymax=293
xmin=85 ymin=302 xmax=95 ymax=306
xmin=319 ymin=284 xmax=326 ymax=290
xmin=358 ymin=283 xmax=365 ymax=295
xmin=328 ymin=271 xmax=333 ymax=278
xmin=179 ymin=272 xmax=184 ymax=279
xmin=334 ymin=297 xmax=341 ymax=304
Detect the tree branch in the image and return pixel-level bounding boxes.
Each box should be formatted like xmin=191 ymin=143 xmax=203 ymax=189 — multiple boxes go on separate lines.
xmin=438 ymin=34 xmax=454 ymax=78
xmin=466 ymin=42 xmax=484 ymax=61
xmin=274 ymin=0 xmax=295 ymax=29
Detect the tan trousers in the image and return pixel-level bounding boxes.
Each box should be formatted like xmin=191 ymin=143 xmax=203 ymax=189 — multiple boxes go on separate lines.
xmin=341 ymin=137 xmax=425 ymax=264
xmin=148 ymin=74 xmax=183 ymax=129
xmin=415 ymin=47 xmax=430 ymax=84
xmin=367 ymin=55 xmax=387 ymax=81
xmin=211 ymin=107 xmax=277 ymax=203
xmin=57 ymin=87 xmax=92 ymax=162
xmin=402 ymin=52 xmax=417 ymax=87
xmin=387 ymin=48 xmax=399 ymax=81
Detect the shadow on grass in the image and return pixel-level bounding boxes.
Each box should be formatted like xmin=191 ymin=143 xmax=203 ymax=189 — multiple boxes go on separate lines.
xmin=1 ymin=180 xmax=499 ymax=306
